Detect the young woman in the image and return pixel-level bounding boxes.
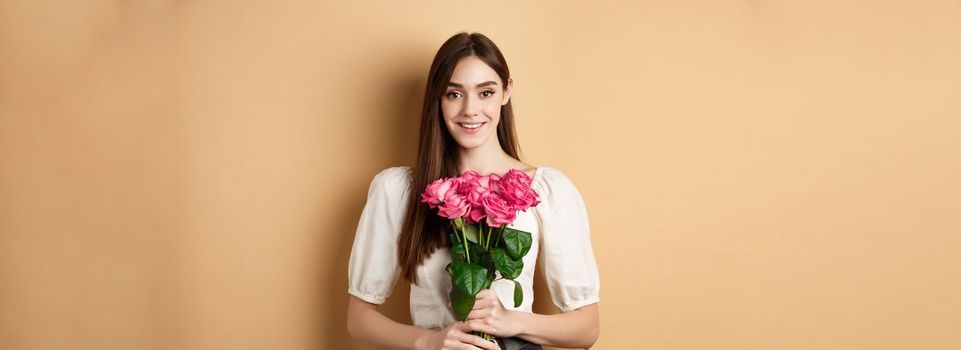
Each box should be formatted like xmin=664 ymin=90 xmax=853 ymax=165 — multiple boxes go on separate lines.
xmin=346 ymin=32 xmax=600 ymax=350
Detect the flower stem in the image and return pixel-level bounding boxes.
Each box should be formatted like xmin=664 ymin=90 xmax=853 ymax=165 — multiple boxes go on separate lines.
xmin=477 ymin=222 xmax=482 ymax=248
xmin=485 ymin=226 xmax=492 ymax=249
xmin=459 ymin=225 xmax=470 ymax=264
xmin=450 ymin=222 xmax=460 ymax=243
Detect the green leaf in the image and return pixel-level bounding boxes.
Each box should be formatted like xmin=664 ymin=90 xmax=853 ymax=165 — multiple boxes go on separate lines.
xmin=483 ymin=252 xmax=496 ymax=290
xmin=475 ymin=245 xmax=495 ymax=274
xmin=490 ymin=228 xmax=503 ymax=247
xmin=471 ymin=242 xmax=489 ymax=265
xmin=450 ymin=241 xmax=466 ymax=262
xmin=451 ymin=261 xmax=489 ymax=296
xmin=449 ymin=287 xmax=475 ymax=321
xmin=462 ymin=224 xmax=480 ymax=244
xmin=512 ymin=280 xmax=523 ymax=307
xmin=490 ymin=247 xmax=523 ymax=280
xmin=501 ymin=228 xmax=533 ymax=260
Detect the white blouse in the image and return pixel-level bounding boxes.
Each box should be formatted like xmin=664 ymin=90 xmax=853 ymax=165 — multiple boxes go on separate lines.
xmin=347 ymin=166 xmax=600 ymax=330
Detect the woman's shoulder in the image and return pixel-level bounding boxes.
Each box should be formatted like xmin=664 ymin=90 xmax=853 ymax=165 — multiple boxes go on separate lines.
xmin=533 ymin=166 xmax=579 ymax=190
xmin=366 ymin=166 xmax=414 ymax=198
xmin=532 ymin=166 xmax=587 ymax=204
xmin=372 ymin=166 xmax=413 ymax=183
xmin=531 ymin=165 xmax=591 ymax=218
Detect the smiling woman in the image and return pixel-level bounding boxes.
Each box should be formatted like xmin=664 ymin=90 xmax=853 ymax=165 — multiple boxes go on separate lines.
xmin=346 ymin=32 xmax=600 ymax=350
xmin=442 ymin=62 xmax=512 ymax=139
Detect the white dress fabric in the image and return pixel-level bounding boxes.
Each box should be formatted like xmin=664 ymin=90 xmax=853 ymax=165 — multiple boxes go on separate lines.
xmin=347 ymin=166 xmax=600 ymax=330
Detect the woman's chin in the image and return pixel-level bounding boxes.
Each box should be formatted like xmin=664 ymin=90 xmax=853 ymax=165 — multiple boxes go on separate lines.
xmin=455 ymin=140 xmax=486 ymax=151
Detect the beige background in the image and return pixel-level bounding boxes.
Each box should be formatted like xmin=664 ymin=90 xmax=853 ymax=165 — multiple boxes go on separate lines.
xmin=2 ymin=1 xmax=960 ymax=349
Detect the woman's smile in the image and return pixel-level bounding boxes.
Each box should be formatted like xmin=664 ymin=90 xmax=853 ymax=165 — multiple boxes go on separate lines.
xmin=458 ymin=121 xmax=487 ymax=134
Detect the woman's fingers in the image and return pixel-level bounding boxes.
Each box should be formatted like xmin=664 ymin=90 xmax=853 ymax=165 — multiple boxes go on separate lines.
xmin=451 ymin=322 xmax=499 ymax=349
xmin=457 ymin=332 xmax=498 ymax=350
xmin=466 ymin=319 xmax=499 ymax=335
xmin=454 ymin=320 xmax=477 ymax=334
xmin=472 ymin=289 xmax=502 ymax=310
xmin=475 ymin=289 xmax=497 ymax=302
xmin=437 ymin=322 xmax=496 ymax=350
xmin=466 ymin=308 xmax=490 ymax=320
xmin=472 ymin=297 xmax=494 ymax=310
xmin=471 ymin=299 xmax=489 ymax=310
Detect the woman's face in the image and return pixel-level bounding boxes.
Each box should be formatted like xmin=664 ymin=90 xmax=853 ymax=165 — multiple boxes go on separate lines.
xmin=441 ymin=55 xmax=512 ymax=151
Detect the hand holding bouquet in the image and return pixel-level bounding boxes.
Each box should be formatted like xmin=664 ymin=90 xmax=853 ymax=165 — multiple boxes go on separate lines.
xmin=421 ymin=169 xmax=541 ymax=342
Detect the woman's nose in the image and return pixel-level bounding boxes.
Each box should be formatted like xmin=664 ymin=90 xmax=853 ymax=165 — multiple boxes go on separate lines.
xmin=462 ymin=95 xmax=480 ymax=116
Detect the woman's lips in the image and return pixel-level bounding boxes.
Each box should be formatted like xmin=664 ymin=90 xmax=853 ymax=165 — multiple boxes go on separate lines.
xmin=458 ymin=122 xmax=486 ymax=134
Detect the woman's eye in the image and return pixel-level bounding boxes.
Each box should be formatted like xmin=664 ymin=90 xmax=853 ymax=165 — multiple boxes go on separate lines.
xmin=481 ymin=90 xmax=494 ymax=97
xmin=446 ymin=92 xmax=462 ymax=99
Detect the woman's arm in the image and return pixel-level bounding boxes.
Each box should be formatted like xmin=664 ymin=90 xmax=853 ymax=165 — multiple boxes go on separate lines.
xmin=464 ymin=290 xmax=599 ymax=349
xmin=512 ymin=303 xmax=599 ymax=349
xmin=348 ymin=295 xmax=500 ymax=350
xmin=347 ymin=295 xmax=431 ymax=349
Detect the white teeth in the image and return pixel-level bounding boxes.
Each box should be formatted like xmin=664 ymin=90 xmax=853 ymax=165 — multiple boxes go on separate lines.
xmin=459 ymin=122 xmax=484 ymax=129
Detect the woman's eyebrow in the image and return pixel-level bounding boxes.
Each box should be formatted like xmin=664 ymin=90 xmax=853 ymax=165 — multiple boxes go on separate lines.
xmin=447 ymin=81 xmax=499 ymax=88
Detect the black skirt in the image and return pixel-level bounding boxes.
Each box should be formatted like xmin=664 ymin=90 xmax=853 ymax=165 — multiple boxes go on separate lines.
xmin=494 ymin=336 xmax=542 ymax=350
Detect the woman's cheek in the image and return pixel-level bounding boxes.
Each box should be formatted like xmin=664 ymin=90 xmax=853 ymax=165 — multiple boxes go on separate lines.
xmin=445 ymin=100 xmax=464 ymax=116
xmin=485 ymin=102 xmax=500 ymax=117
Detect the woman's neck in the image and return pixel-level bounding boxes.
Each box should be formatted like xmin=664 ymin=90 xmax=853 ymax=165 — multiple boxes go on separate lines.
xmin=456 ymin=141 xmax=519 ymax=176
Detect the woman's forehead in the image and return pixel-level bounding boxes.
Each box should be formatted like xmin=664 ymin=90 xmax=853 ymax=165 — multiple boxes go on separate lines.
xmin=449 ymin=56 xmax=500 ymax=87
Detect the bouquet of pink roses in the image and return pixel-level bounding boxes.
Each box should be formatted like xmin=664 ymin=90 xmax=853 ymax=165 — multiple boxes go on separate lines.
xmin=421 ymin=169 xmax=541 ymax=342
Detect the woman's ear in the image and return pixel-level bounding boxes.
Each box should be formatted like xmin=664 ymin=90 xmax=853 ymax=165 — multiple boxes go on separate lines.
xmin=502 ymin=78 xmax=513 ymax=106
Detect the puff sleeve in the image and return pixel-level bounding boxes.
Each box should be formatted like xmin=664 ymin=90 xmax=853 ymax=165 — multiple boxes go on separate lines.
xmin=347 ymin=166 xmax=412 ymax=304
xmin=533 ymin=168 xmax=601 ymax=312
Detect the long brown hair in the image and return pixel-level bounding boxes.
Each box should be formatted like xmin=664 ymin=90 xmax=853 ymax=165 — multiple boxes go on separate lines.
xmin=399 ymin=32 xmax=524 ymax=285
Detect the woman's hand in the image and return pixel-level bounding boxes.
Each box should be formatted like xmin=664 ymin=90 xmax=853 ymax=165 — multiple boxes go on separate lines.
xmin=464 ymin=289 xmax=523 ymax=338
xmin=415 ymin=321 xmax=500 ymax=350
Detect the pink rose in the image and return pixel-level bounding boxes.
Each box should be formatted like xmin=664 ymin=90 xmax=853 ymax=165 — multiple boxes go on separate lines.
xmin=467 ymin=174 xmax=501 ymax=206
xmin=467 ymin=205 xmax=486 ymax=224
xmin=455 ymin=170 xmax=479 ymax=197
xmin=459 ymin=170 xmax=481 ymax=183
xmin=499 ymin=169 xmax=540 ymax=212
xmin=465 ymin=174 xmax=498 ymax=224
xmin=421 ymin=178 xmax=458 ymax=209
xmin=501 ymin=169 xmax=532 ymax=186
xmin=482 ymin=193 xmax=516 ymax=227
xmin=438 ymin=194 xmax=471 ymax=219
xmin=464 ymin=174 xmax=497 ymax=224
xmin=489 ymin=173 xmax=502 ymax=193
